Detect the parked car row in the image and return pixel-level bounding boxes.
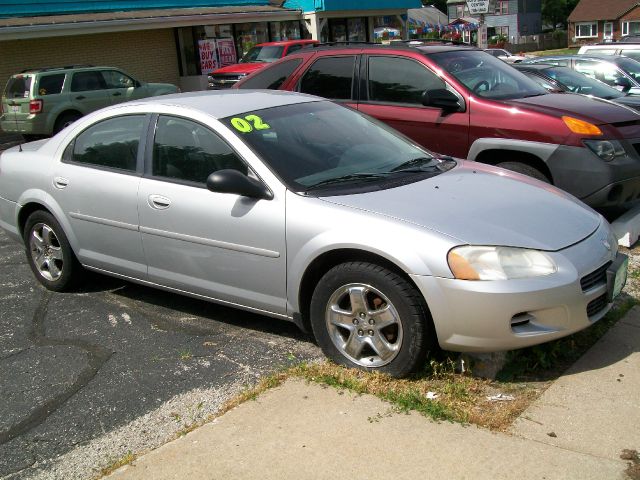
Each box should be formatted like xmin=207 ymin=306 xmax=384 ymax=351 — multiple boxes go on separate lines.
xmin=0 ymin=43 xmax=633 ymax=377
xmin=234 ymin=43 xmax=640 ymax=210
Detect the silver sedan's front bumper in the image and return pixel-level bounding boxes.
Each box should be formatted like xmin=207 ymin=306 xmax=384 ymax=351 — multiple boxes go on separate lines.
xmin=412 ymin=224 xmax=625 ymax=352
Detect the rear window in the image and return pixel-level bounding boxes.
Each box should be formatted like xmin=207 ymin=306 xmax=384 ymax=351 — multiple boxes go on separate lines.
xmin=37 ymin=74 xmax=65 ymax=96
xmin=239 ymin=58 xmax=302 ymax=89
xmin=4 ymin=75 xmax=32 ymax=99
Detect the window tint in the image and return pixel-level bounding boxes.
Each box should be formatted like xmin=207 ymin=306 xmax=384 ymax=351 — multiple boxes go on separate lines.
xmin=239 ymin=59 xmax=302 ymax=89
xmin=367 ymin=56 xmax=445 ymax=104
xmin=299 ymin=56 xmax=355 ymax=100
xmin=286 ymin=44 xmax=303 ymax=55
xmin=102 ymin=70 xmax=135 ymax=89
xmin=622 ymin=50 xmax=640 ymax=62
xmin=37 ymin=74 xmax=65 ymax=96
xmin=5 ymin=75 xmax=32 ymax=98
xmin=153 ymin=116 xmax=246 ymax=184
xmin=71 ymin=115 xmax=144 ymax=171
xmin=71 ymin=71 xmax=107 ymax=92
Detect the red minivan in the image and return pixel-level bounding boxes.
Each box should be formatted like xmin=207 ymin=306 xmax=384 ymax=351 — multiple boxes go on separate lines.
xmin=208 ymin=39 xmax=318 ymax=90
xmin=235 ymin=44 xmax=640 ymax=209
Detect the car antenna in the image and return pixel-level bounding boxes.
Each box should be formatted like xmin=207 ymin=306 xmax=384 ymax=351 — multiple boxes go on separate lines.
xmin=14 ymin=112 xmax=22 ymax=152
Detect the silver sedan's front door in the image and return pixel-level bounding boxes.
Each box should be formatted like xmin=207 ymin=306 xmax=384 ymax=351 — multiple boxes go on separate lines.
xmin=137 ymin=115 xmax=287 ymax=316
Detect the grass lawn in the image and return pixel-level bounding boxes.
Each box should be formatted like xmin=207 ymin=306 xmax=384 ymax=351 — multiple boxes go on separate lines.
xmin=529 ymin=47 xmax=579 ymax=56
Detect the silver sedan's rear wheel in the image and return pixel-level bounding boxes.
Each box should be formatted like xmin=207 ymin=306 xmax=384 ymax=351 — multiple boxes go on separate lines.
xmin=24 ymin=211 xmax=80 ymax=291
xmin=29 ymin=222 xmax=64 ymax=281
xmin=310 ymin=262 xmax=434 ymax=378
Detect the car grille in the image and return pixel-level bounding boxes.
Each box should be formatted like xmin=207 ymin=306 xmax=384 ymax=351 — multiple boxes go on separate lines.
xmin=580 ymin=262 xmax=610 ymax=292
xmin=586 ymin=293 xmax=608 ymax=318
xmin=209 ymin=74 xmax=243 ymax=89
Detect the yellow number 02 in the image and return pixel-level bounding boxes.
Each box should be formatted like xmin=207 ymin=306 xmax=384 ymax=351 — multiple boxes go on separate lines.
xmin=231 ymin=115 xmax=270 ymax=133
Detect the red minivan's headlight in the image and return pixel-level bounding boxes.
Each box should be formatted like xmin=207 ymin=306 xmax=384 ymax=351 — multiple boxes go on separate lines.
xmin=29 ymin=99 xmax=43 ymax=114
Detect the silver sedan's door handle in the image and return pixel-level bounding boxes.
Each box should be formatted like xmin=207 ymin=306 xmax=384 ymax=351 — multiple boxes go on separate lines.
xmin=148 ymin=194 xmax=171 ymax=210
xmin=53 ymin=176 xmax=69 ymax=189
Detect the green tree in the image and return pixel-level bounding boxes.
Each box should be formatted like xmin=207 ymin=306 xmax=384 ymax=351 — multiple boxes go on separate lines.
xmin=422 ymin=0 xmax=448 ymax=15
xmin=542 ymin=0 xmax=580 ymax=28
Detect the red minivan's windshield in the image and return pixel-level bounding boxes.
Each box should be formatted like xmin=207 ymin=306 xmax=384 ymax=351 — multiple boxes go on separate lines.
xmin=428 ymin=50 xmax=548 ymax=100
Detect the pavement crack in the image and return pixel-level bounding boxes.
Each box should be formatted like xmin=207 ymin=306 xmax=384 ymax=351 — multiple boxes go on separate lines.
xmin=0 ymin=291 xmax=114 ymax=446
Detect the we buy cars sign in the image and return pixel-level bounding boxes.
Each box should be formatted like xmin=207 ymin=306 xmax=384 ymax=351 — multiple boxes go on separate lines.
xmin=198 ymin=39 xmax=219 ymax=74
xmin=466 ymin=0 xmax=490 ymax=14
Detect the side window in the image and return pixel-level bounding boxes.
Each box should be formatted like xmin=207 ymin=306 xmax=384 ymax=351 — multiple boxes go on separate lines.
xmin=102 ymin=70 xmax=135 ymax=89
xmin=69 ymin=115 xmax=145 ymax=171
xmin=367 ymin=56 xmax=445 ymax=105
xmin=541 ymin=59 xmax=568 ymax=67
xmin=153 ymin=116 xmax=247 ymax=184
xmin=299 ymin=56 xmax=356 ymax=100
xmin=238 ymin=59 xmax=302 ymax=90
xmin=286 ymin=44 xmax=303 ymax=55
xmin=70 ymin=71 xmax=107 ymax=92
xmin=37 ymin=74 xmax=65 ymax=96
xmin=575 ymin=60 xmax=622 ymax=86
xmin=622 ymin=50 xmax=640 ymax=62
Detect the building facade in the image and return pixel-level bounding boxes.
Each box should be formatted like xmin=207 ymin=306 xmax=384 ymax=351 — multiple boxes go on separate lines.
xmin=0 ymin=0 xmax=420 ymax=92
xmin=568 ymin=0 xmax=640 ymax=45
xmin=445 ymin=0 xmax=542 ymax=41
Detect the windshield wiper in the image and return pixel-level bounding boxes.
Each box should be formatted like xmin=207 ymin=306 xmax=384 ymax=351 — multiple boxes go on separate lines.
xmin=305 ymin=173 xmax=389 ymax=191
xmin=390 ymin=156 xmax=435 ymax=172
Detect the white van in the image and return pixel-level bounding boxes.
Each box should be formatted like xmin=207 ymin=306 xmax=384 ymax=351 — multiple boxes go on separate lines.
xmin=578 ymin=43 xmax=640 ymax=62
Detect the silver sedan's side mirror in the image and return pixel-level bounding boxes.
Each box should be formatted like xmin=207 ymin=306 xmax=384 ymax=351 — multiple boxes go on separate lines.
xmin=206 ymin=169 xmax=273 ymax=200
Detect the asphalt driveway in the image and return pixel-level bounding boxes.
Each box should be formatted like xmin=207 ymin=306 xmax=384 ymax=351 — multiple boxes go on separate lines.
xmin=0 ymin=229 xmax=321 ymax=479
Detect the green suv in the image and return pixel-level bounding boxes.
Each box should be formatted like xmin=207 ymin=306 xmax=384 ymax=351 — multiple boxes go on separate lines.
xmin=1 ymin=65 xmax=178 ymax=139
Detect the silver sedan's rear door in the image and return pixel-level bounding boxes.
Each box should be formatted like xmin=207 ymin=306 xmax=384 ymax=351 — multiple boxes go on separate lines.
xmin=53 ymin=114 xmax=147 ymax=278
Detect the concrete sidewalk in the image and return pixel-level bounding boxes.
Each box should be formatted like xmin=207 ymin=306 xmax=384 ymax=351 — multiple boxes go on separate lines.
xmin=109 ymin=309 xmax=640 ymax=480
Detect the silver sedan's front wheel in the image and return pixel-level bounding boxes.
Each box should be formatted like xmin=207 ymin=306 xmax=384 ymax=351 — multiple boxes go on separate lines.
xmin=24 ymin=210 xmax=80 ymax=291
xmin=310 ymin=262 xmax=435 ymax=378
xmin=326 ymin=283 xmax=403 ymax=367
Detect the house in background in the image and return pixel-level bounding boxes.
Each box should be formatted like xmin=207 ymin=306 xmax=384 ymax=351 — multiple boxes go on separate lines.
xmin=568 ymin=0 xmax=640 ymax=45
xmin=445 ymin=0 xmax=542 ymax=40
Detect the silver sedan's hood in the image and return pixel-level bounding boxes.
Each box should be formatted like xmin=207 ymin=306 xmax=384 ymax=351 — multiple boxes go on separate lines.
xmin=321 ymin=161 xmax=601 ymax=251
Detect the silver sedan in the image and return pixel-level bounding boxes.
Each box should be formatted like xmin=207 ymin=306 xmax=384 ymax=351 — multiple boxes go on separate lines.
xmin=0 ymin=91 xmax=628 ymax=377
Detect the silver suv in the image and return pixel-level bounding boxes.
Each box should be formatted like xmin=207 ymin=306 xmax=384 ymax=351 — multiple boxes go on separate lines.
xmin=1 ymin=65 xmax=178 ymax=139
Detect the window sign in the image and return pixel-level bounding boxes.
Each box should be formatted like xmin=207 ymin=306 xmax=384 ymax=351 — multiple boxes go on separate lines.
xmin=216 ymin=38 xmax=237 ymax=67
xmin=198 ymin=39 xmax=219 ymax=74
xmin=466 ymin=0 xmax=490 ymax=14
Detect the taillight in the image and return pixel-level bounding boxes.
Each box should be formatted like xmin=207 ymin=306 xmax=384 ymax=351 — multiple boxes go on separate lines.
xmin=29 ymin=99 xmax=43 ymax=114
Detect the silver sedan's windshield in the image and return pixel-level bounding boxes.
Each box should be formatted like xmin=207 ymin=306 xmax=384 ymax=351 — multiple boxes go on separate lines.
xmin=222 ymin=101 xmax=452 ymax=193
xmin=429 ymin=50 xmax=548 ymax=100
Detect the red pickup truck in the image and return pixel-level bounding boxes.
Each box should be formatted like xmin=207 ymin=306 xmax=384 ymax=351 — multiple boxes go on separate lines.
xmin=208 ymin=39 xmax=317 ymax=90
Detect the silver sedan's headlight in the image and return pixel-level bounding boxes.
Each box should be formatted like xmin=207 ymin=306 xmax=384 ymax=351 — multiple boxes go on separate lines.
xmin=447 ymin=246 xmax=557 ymax=280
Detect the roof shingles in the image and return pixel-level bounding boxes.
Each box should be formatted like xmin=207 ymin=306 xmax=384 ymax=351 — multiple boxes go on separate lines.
xmin=568 ymin=0 xmax=639 ymax=22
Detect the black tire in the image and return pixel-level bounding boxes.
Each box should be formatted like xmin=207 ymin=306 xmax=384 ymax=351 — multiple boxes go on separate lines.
xmin=53 ymin=112 xmax=82 ymax=135
xmin=23 ymin=210 xmax=81 ymax=291
xmin=310 ymin=262 xmax=434 ymax=378
xmin=497 ymin=161 xmax=550 ymax=183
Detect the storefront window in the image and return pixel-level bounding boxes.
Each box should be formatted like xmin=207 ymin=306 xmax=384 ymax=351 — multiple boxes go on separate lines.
xmin=373 ymin=16 xmax=405 ymax=43
xmin=325 ymin=18 xmax=368 ymax=43
xmin=177 ymin=27 xmax=200 ymax=76
xmin=347 ymin=18 xmax=367 ymax=42
xmin=270 ymin=21 xmax=302 ymax=41
xmin=234 ymin=22 xmax=269 ymax=57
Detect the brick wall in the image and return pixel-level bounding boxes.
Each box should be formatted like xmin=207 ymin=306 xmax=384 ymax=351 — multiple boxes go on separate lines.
xmin=0 ymin=29 xmax=180 ymax=88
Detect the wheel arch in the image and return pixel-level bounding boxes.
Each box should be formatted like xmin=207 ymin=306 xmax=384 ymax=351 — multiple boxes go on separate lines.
xmin=295 ymin=248 xmax=431 ymax=334
xmin=51 ymin=109 xmax=83 ymax=134
xmin=468 ymin=139 xmax=558 ymax=183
